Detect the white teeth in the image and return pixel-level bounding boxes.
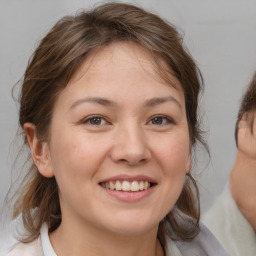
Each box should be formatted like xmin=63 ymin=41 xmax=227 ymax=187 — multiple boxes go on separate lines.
xmin=115 ymin=181 xmax=122 ymax=191
xmin=101 ymin=180 xmax=152 ymax=192
xmin=122 ymin=181 xmax=131 ymax=191
xmin=131 ymin=181 xmax=139 ymax=191
xmin=109 ymin=181 xmax=115 ymax=190
xmin=139 ymin=181 xmax=144 ymax=190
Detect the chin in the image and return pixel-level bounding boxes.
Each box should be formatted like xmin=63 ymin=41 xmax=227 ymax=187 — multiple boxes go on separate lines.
xmin=102 ymin=212 xmax=160 ymax=236
xmin=109 ymin=223 xmax=156 ymax=236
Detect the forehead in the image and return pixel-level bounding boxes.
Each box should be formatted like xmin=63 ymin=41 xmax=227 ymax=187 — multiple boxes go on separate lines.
xmin=69 ymin=41 xmax=183 ymax=92
xmin=50 ymin=41 xmax=188 ymax=130
xmin=51 ymin=41 xmax=186 ymax=114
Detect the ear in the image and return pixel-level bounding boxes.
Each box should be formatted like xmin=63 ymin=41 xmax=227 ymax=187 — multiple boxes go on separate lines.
xmin=237 ymin=111 xmax=256 ymax=158
xmin=185 ymin=153 xmax=191 ymax=174
xmin=24 ymin=123 xmax=54 ymax=178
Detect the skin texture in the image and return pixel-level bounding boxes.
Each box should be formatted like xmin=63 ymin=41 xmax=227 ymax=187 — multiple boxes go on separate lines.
xmin=230 ymin=111 xmax=256 ymax=230
xmin=24 ymin=42 xmax=191 ymax=256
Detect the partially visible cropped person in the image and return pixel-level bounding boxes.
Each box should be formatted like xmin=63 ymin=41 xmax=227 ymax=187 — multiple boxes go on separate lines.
xmin=203 ymin=72 xmax=256 ymax=256
xmin=4 ymin=2 xmax=228 ymax=256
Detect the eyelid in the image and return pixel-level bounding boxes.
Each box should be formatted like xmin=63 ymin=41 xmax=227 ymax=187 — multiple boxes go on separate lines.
xmin=148 ymin=115 xmax=175 ymax=125
xmin=80 ymin=115 xmax=110 ymax=125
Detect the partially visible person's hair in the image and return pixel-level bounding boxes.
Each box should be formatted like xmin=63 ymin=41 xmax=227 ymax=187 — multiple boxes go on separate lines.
xmin=235 ymin=72 xmax=256 ymax=145
xmin=10 ymin=2 xmax=206 ymax=251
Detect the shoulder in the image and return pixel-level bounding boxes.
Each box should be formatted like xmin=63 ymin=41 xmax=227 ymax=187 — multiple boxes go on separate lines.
xmin=202 ymin=184 xmax=253 ymax=229
xmin=170 ymin=222 xmax=229 ymax=256
xmin=202 ymin=184 xmax=256 ymax=256
xmin=5 ymin=237 xmax=44 ymax=256
xmin=202 ymin=184 xmax=237 ymax=226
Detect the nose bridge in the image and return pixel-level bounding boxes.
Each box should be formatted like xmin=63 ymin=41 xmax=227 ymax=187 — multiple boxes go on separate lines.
xmin=111 ymin=121 xmax=150 ymax=164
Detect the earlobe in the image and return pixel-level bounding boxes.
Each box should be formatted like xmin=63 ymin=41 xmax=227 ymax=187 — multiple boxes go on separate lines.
xmin=24 ymin=123 xmax=54 ymax=178
xmin=185 ymin=154 xmax=191 ymax=174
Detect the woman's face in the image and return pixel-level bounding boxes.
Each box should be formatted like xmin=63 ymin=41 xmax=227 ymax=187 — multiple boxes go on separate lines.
xmin=45 ymin=42 xmax=191 ymax=235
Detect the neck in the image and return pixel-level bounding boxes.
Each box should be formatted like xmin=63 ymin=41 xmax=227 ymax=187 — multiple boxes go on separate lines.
xmin=231 ymin=151 xmax=256 ymax=169
xmin=229 ymin=151 xmax=256 ymax=230
xmin=49 ymin=218 xmax=164 ymax=256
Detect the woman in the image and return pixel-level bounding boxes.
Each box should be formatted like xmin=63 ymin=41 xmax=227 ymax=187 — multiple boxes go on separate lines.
xmin=6 ymin=3 xmax=228 ymax=256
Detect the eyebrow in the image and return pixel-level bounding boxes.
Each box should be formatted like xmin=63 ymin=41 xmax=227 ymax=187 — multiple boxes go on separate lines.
xmin=69 ymin=96 xmax=182 ymax=110
xmin=143 ymin=96 xmax=182 ymax=109
xmin=70 ymin=97 xmax=117 ymax=110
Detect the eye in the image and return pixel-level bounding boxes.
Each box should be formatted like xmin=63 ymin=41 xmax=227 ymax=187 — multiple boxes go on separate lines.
xmin=148 ymin=116 xmax=173 ymax=125
xmin=82 ymin=116 xmax=109 ymax=126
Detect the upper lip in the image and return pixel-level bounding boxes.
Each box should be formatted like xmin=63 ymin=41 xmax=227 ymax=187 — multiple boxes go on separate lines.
xmin=99 ymin=175 xmax=157 ymax=184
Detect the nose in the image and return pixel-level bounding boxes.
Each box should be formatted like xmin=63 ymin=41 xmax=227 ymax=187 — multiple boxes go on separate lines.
xmin=110 ymin=125 xmax=151 ymax=165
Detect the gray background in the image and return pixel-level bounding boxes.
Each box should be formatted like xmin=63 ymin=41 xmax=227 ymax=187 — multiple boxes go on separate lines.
xmin=1 ymin=0 xmax=256 ymax=253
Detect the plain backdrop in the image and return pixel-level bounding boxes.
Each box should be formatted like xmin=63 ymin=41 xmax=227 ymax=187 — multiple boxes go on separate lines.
xmin=1 ymin=0 xmax=256 ymax=253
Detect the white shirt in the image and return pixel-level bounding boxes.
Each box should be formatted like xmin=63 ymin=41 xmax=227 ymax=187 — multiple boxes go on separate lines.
xmin=5 ymin=224 xmax=55 ymax=256
xmin=203 ymin=184 xmax=256 ymax=256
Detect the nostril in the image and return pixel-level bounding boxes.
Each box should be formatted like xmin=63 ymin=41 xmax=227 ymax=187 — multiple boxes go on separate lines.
xmin=110 ymin=138 xmax=151 ymax=164
xmin=126 ymin=157 xmax=148 ymax=166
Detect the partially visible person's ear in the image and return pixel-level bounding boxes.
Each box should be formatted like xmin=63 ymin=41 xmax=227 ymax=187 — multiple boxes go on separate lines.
xmin=24 ymin=123 xmax=54 ymax=178
xmin=237 ymin=111 xmax=256 ymax=159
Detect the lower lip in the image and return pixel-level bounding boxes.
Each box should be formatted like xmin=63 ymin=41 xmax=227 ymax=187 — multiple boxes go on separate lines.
xmin=101 ymin=186 xmax=156 ymax=202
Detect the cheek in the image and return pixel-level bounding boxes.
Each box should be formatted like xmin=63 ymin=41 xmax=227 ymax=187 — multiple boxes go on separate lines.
xmin=48 ymin=133 xmax=110 ymax=211
xmin=49 ymin=130 xmax=108 ymax=184
xmin=154 ymin=134 xmax=190 ymax=213
xmin=152 ymin=132 xmax=190 ymax=175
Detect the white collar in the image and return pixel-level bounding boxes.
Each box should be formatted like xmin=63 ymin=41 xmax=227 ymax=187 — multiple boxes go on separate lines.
xmin=40 ymin=223 xmax=57 ymax=256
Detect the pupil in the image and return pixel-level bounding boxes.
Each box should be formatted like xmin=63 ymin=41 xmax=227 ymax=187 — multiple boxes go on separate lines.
xmin=152 ymin=117 xmax=162 ymax=124
xmin=90 ymin=117 xmax=101 ymax=125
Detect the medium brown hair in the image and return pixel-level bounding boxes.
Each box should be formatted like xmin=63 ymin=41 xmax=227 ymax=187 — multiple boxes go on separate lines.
xmin=235 ymin=72 xmax=256 ymax=145
xmin=12 ymin=2 xmax=205 ymax=251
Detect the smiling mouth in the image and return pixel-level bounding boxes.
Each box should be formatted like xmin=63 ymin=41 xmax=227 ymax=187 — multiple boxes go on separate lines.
xmin=99 ymin=180 xmax=155 ymax=192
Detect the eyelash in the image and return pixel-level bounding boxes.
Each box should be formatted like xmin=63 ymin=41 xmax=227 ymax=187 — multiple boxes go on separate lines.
xmin=80 ymin=115 xmax=175 ymax=126
xmin=148 ymin=115 xmax=175 ymax=126
xmin=81 ymin=115 xmax=109 ymax=126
